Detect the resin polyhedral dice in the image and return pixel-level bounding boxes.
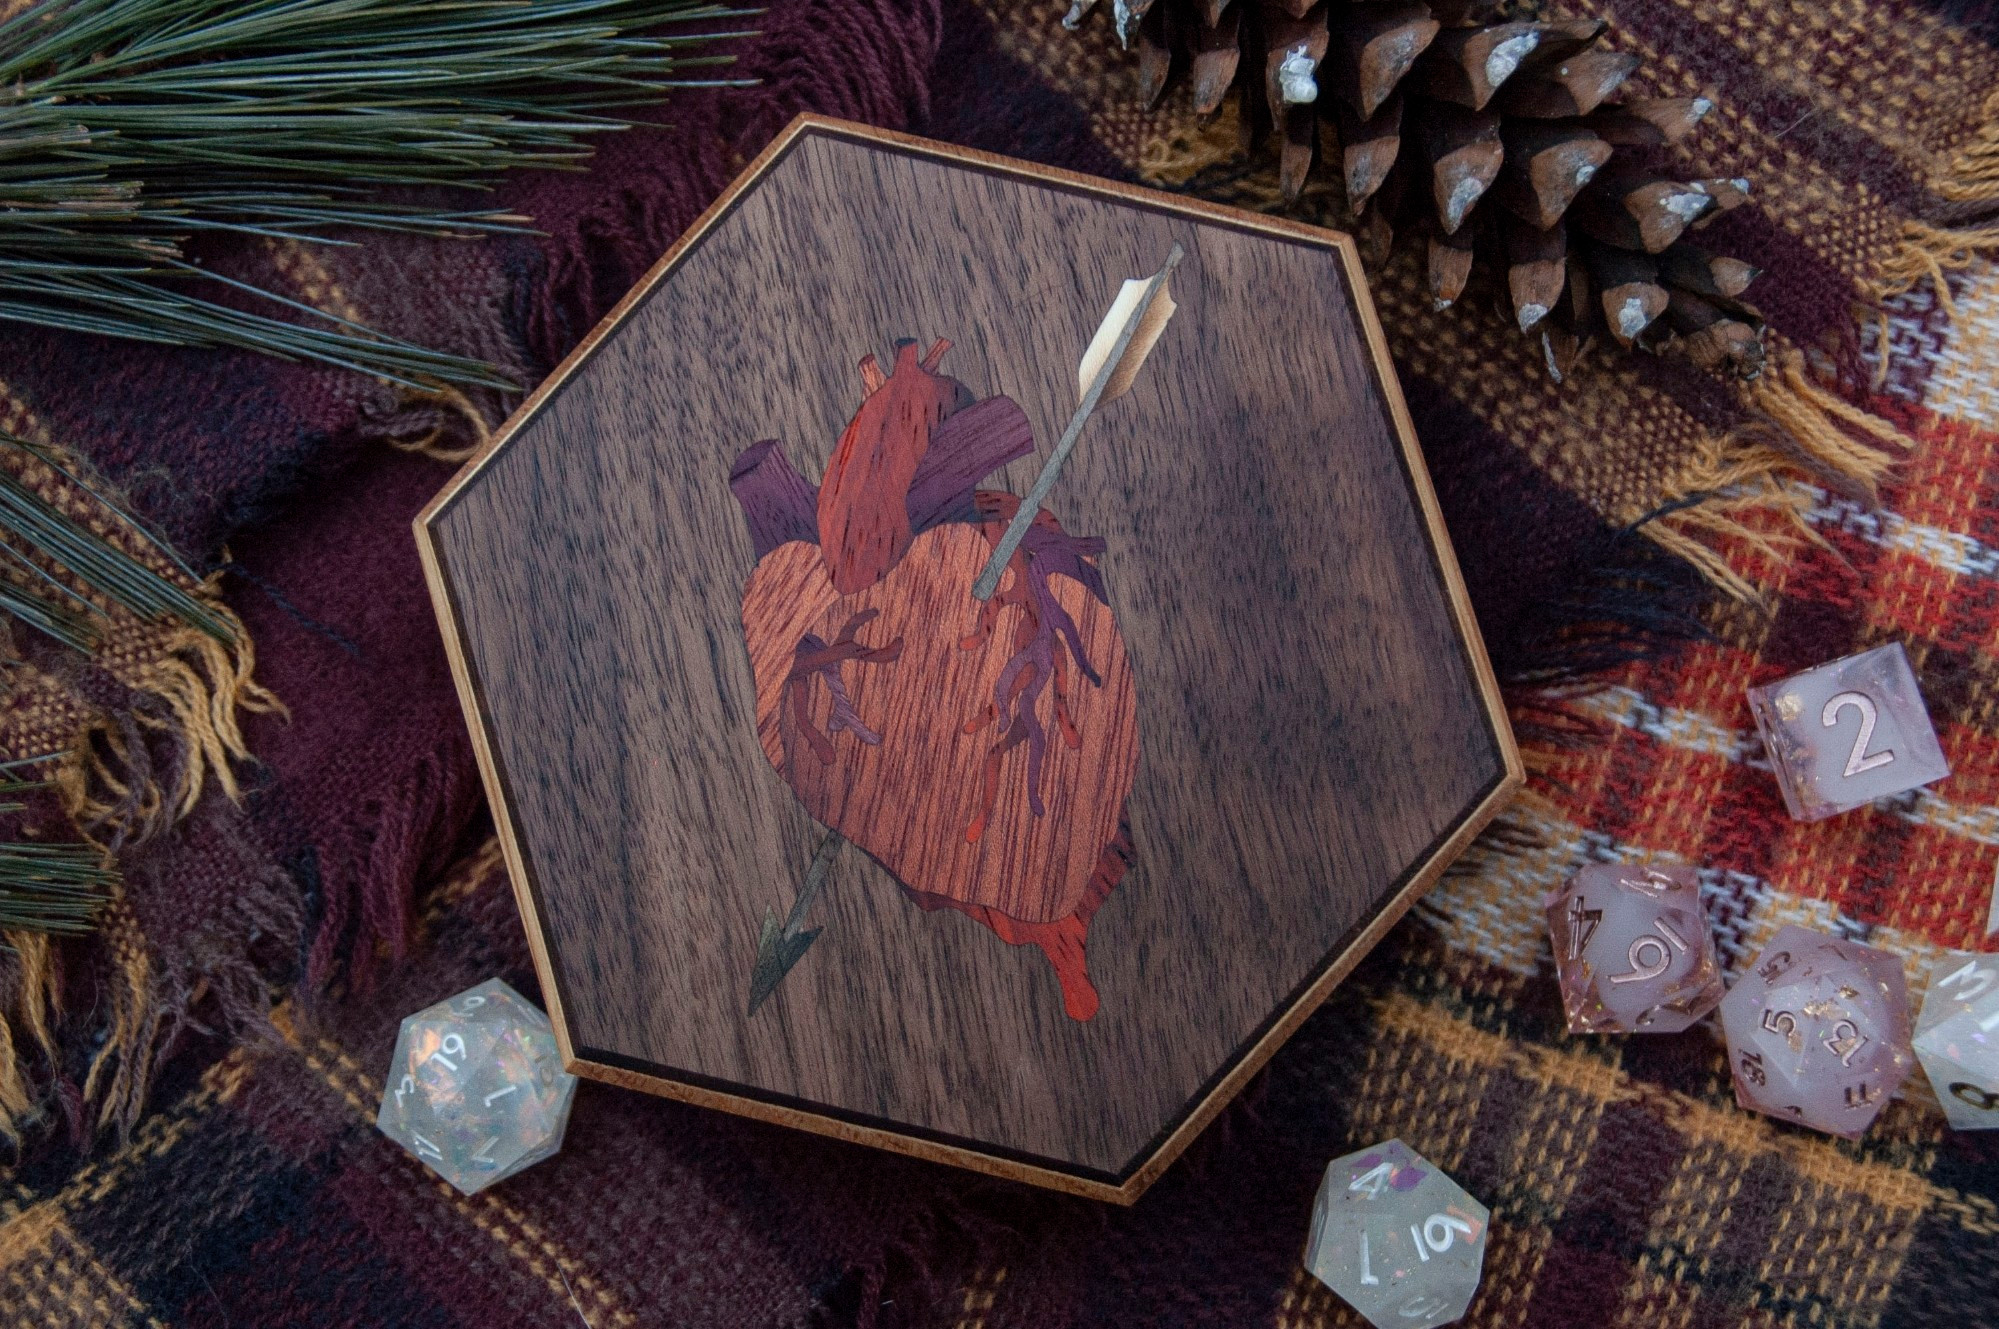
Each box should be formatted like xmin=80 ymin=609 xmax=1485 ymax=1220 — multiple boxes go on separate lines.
xmin=376 ymin=978 xmax=577 ymax=1194
xmin=1746 ymin=643 xmax=1950 ymax=822
xmin=1719 ymin=926 xmax=1914 ymax=1139
xmin=1913 ymin=952 xmax=1999 ymax=1131
xmin=1544 ymin=863 xmax=1725 ymax=1034
xmin=1305 ymin=1139 xmax=1489 ymax=1328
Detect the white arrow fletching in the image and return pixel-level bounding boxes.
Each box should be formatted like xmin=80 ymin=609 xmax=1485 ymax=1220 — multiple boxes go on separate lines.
xmin=970 ymin=243 xmax=1185 ymax=601
xmin=1076 ymin=275 xmax=1179 ymax=407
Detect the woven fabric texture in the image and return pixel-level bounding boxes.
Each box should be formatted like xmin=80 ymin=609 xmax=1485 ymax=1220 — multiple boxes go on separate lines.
xmin=0 ymin=0 xmax=947 ymax=1146
xmin=4 ymin=0 xmax=1999 ymax=1325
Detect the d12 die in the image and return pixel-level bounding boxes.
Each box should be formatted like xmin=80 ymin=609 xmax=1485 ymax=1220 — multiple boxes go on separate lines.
xmin=1913 ymin=952 xmax=1999 ymax=1131
xmin=1544 ymin=863 xmax=1725 ymax=1034
xmin=1719 ymin=926 xmax=1914 ymax=1139
xmin=1305 ymin=1139 xmax=1489 ymax=1328
xmin=376 ymin=978 xmax=578 ymax=1194
xmin=1746 ymin=643 xmax=1949 ymax=822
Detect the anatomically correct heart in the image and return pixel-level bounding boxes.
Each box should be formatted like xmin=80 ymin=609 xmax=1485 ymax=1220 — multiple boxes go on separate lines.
xmin=729 ymin=337 xmax=1140 ymax=1021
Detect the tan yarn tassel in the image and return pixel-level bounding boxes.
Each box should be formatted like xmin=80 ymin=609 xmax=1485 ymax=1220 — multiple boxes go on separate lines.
xmin=78 ymin=898 xmax=155 ymax=1136
xmin=1744 ymin=348 xmax=1914 ymax=488
xmin=0 ymin=931 xmax=63 ymax=1145
xmin=1934 ymin=89 xmax=1999 ymax=208
xmin=1638 ymin=347 xmax=1910 ymax=601
xmin=389 ymin=384 xmax=496 ymax=465
xmin=1859 ymin=88 xmax=1999 ymax=313
xmin=55 ymin=589 xmax=284 ymax=842
xmin=1865 ymin=218 xmax=1999 ymax=317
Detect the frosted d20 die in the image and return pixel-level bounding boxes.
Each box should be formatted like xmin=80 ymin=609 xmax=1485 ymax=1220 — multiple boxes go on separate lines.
xmin=1746 ymin=643 xmax=1949 ymax=822
xmin=1913 ymin=952 xmax=1999 ymax=1131
xmin=1719 ymin=926 xmax=1914 ymax=1139
xmin=1544 ymin=863 xmax=1725 ymax=1034
xmin=376 ymin=978 xmax=577 ymax=1194
xmin=1305 ymin=1139 xmax=1489 ymax=1328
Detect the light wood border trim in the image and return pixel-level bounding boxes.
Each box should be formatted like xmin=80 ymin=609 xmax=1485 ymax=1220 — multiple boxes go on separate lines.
xmin=414 ymin=113 xmax=1523 ymax=1205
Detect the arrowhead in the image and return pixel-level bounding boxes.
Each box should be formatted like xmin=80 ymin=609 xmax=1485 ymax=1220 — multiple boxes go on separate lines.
xmin=748 ymin=909 xmax=823 ymax=1015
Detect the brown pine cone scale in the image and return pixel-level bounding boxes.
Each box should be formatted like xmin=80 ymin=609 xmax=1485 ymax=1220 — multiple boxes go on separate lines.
xmin=1063 ymin=0 xmax=1766 ymax=378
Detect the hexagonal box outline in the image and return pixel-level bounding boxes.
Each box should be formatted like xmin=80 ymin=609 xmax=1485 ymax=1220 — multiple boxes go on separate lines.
xmin=415 ymin=117 xmax=1521 ymax=1203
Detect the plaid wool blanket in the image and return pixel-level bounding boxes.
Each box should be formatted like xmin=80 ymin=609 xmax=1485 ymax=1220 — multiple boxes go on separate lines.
xmin=4 ymin=0 xmax=1999 ymax=1325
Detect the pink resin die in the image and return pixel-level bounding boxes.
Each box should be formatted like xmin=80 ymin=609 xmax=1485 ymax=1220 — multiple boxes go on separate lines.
xmin=1746 ymin=643 xmax=1949 ymax=822
xmin=1719 ymin=925 xmax=1914 ymax=1139
xmin=1544 ymin=864 xmax=1724 ymax=1034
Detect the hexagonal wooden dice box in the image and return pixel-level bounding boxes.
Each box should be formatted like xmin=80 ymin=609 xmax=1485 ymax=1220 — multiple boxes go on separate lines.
xmin=416 ymin=115 xmax=1521 ymax=1203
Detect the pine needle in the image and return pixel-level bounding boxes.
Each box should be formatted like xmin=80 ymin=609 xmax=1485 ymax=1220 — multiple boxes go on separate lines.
xmin=0 ymin=430 xmax=235 ymax=649
xmin=0 ymin=0 xmax=754 ymax=383
xmin=0 ymin=768 xmax=114 ymax=939
xmin=0 ymin=3 xmax=753 ymax=941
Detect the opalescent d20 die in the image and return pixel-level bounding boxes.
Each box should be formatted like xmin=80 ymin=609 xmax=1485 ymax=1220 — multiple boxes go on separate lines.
xmin=1913 ymin=952 xmax=1999 ymax=1131
xmin=1746 ymin=643 xmax=1949 ymax=822
xmin=375 ymin=978 xmax=577 ymax=1194
xmin=1304 ymin=1139 xmax=1489 ymax=1328
xmin=1718 ymin=926 xmax=1914 ymax=1139
xmin=1544 ymin=863 xmax=1725 ymax=1034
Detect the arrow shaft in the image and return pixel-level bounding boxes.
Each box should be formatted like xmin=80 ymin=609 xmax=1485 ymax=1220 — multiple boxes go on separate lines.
xmin=971 ymin=244 xmax=1185 ymax=601
xmin=781 ymin=826 xmax=845 ymax=937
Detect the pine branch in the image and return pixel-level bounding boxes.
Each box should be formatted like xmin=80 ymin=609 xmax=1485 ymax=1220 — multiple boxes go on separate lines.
xmin=0 ymin=0 xmax=754 ymax=383
xmin=0 ymin=3 xmax=756 ymax=944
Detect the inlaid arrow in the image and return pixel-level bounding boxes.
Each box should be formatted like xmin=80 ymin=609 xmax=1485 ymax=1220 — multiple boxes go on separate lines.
xmin=970 ymin=243 xmax=1185 ymax=602
xmin=747 ymin=826 xmax=846 ymax=1015
xmin=747 ymin=245 xmax=1185 ymax=1016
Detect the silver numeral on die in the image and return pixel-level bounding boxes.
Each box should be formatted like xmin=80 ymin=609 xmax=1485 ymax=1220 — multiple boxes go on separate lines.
xmin=1609 ymin=918 xmax=1689 ymax=985
xmin=1822 ymin=691 xmax=1895 ymax=778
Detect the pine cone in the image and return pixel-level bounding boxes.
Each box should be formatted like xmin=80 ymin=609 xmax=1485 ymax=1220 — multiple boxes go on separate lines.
xmin=1061 ymin=0 xmax=1766 ymax=380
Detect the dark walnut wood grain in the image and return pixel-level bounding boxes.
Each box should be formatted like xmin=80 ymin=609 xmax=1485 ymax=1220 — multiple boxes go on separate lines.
xmin=419 ymin=117 xmax=1520 ymax=1202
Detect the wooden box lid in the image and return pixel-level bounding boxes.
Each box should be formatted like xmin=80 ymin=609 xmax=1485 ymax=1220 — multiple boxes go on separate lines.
xmin=417 ymin=116 xmax=1521 ymax=1204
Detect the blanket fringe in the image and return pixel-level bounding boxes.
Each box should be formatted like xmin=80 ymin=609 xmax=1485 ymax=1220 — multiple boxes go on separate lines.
xmin=54 ymin=586 xmax=284 ymax=845
xmin=303 ymin=722 xmax=483 ymax=993
xmin=3 ymin=801 xmax=302 ymax=1147
xmin=0 ymin=931 xmax=62 ymax=1148
xmin=1858 ymin=87 xmax=1999 ymax=310
xmin=0 ymin=408 xmax=284 ymax=845
xmin=1863 ymin=217 xmax=1999 ymax=316
xmin=1931 ymin=87 xmax=1999 ymax=210
xmin=1642 ymin=348 xmax=1911 ymax=600
xmin=77 ymin=898 xmax=152 ymax=1134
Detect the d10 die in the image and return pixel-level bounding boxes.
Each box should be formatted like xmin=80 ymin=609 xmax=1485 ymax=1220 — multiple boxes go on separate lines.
xmin=1305 ymin=1139 xmax=1489 ymax=1328
xmin=1913 ymin=952 xmax=1999 ymax=1131
xmin=1746 ymin=643 xmax=1949 ymax=822
xmin=1719 ymin=926 xmax=1914 ymax=1139
xmin=376 ymin=978 xmax=578 ymax=1194
xmin=1544 ymin=863 xmax=1725 ymax=1034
